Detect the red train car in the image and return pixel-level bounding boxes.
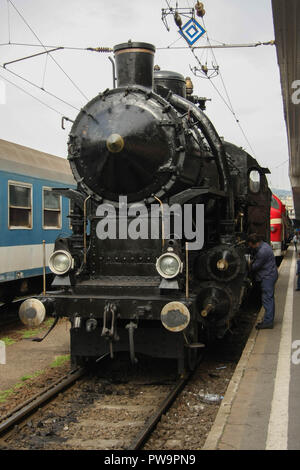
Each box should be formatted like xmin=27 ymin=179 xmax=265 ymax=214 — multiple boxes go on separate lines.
xmin=270 ymin=194 xmax=292 ymax=259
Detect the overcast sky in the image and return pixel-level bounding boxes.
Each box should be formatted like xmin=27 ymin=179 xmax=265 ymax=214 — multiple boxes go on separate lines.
xmin=0 ymin=0 xmax=291 ymax=190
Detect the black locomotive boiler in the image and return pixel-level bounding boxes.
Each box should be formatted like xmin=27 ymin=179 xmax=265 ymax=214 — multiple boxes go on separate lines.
xmin=19 ymin=41 xmax=271 ymax=372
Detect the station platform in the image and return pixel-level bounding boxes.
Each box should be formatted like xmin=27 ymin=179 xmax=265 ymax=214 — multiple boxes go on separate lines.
xmin=204 ymin=246 xmax=300 ymax=450
xmin=0 ymin=321 xmax=70 ymax=391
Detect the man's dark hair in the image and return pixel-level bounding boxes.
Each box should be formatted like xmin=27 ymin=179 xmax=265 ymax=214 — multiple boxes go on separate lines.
xmin=247 ymin=233 xmax=263 ymax=244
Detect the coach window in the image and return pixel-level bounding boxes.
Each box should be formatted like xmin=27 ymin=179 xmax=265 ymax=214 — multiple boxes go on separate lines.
xmin=249 ymin=169 xmax=261 ymax=194
xmin=43 ymin=188 xmax=61 ymax=229
xmin=8 ymin=181 xmax=32 ymax=229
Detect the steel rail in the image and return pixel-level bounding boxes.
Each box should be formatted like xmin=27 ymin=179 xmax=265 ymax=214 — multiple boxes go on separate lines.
xmin=0 ymin=367 xmax=85 ymax=436
xmin=127 ymin=373 xmax=191 ymax=450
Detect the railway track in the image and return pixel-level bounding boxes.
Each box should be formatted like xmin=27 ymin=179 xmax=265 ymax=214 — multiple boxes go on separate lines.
xmin=0 ymin=367 xmax=85 ymax=438
xmin=128 ymin=374 xmax=190 ymax=450
xmin=0 ymin=357 xmax=192 ymax=450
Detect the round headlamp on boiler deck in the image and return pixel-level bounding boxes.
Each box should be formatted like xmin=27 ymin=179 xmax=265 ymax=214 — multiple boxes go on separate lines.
xmin=49 ymin=250 xmax=73 ymax=275
xmin=156 ymin=252 xmax=182 ymax=279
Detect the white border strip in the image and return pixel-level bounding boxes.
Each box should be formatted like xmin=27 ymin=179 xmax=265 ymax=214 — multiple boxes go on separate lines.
xmin=265 ymin=253 xmax=295 ymax=450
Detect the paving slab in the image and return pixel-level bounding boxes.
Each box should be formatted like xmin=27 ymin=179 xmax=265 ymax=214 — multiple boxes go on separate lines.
xmin=0 ymin=320 xmax=70 ymax=391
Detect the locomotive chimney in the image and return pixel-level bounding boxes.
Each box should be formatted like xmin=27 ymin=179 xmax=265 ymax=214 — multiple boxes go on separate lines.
xmin=113 ymin=41 xmax=155 ymax=89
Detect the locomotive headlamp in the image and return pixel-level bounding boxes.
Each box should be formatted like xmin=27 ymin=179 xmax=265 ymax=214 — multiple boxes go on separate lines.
xmin=271 ymin=226 xmax=277 ymax=233
xmin=49 ymin=250 xmax=73 ymax=275
xmin=156 ymin=253 xmax=182 ymax=279
xmin=217 ymin=259 xmax=229 ymax=271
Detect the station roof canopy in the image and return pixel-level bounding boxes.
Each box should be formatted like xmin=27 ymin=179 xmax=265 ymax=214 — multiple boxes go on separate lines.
xmin=272 ymin=0 xmax=300 ymax=218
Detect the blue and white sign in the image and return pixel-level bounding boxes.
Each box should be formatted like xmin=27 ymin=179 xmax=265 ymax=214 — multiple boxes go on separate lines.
xmin=179 ymin=18 xmax=206 ymax=46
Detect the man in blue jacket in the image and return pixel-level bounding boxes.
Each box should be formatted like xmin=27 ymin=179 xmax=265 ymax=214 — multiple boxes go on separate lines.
xmin=247 ymin=233 xmax=278 ymax=329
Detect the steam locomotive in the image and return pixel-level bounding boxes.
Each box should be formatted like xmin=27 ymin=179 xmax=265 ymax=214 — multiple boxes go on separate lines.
xmin=19 ymin=41 xmax=271 ymax=372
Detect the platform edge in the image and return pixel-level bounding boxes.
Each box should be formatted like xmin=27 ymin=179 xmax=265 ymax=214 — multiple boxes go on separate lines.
xmin=202 ymin=259 xmax=286 ymax=450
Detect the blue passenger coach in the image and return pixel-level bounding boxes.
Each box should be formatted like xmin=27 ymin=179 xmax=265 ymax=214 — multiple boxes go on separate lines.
xmin=0 ymin=139 xmax=75 ymax=303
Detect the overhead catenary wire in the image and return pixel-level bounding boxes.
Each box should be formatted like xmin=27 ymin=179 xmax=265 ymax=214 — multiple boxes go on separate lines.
xmin=0 ymin=41 xmax=274 ymax=52
xmin=0 ymin=72 xmax=66 ymax=117
xmin=157 ymin=41 xmax=275 ymax=50
xmin=164 ymin=35 xmax=185 ymax=49
xmin=1 ymin=0 xmax=271 ymax=161
xmin=161 ymin=2 xmax=267 ymax=157
xmin=187 ymin=45 xmax=257 ymax=156
xmin=205 ymin=17 xmax=257 ymax=156
xmin=6 ymin=0 xmax=11 ymax=44
xmin=0 ymin=64 xmax=80 ymax=112
xmin=161 ymin=2 xmax=274 ymax=50
xmin=189 ymin=13 xmax=257 ymax=156
xmin=271 ymin=159 xmax=289 ymax=170
xmin=202 ymin=17 xmax=235 ymax=113
xmin=0 ymin=42 xmax=113 ymax=52
xmin=41 ymin=53 xmax=49 ymax=90
xmin=3 ymin=47 xmax=64 ymax=68
xmin=7 ymin=0 xmax=89 ymax=101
